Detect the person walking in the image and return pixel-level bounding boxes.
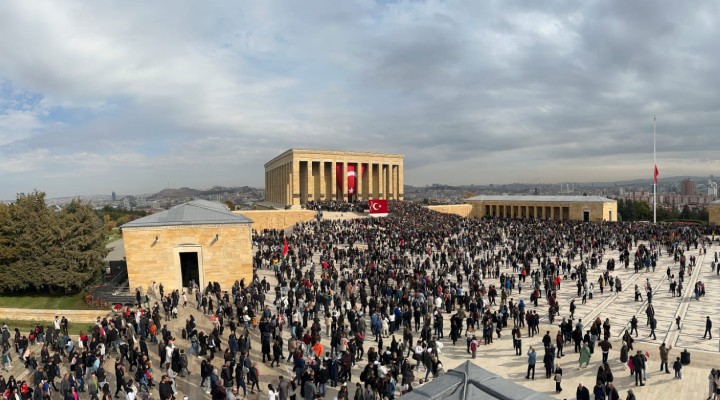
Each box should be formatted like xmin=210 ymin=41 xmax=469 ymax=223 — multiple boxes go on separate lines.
xmin=632 ymin=351 xmax=645 ymax=386
xmin=543 ymin=347 xmax=554 ymax=379
xmin=672 ymin=357 xmax=682 ymax=379
xmin=629 ymin=316 xmax=638 ymax=337
xmin=556 ymin=330 xmax=564 ymax=358
xmin=512 ymin=328 xmax=522 ymax=356
xmin=649 ymin=317 xmax=657 ymax=340
xmin=554 ymin=364 xmax=563 ymax=393
xmin=576 ymin=383 xmax=590 ymax=400
xmin=579 ymin=343 xmax=591 ymax=369
xmin=599 ymin=338 xmax=612 ymax=364
xmin=704 ymin=316 xmax=713 ymax=339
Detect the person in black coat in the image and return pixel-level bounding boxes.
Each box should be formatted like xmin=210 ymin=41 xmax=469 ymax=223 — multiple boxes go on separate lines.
xmin=234 ymin=360 xmax=247 ymax=397
xmin=576 ymin=382 xmax=590 ymax=400
xmin=158 ymin=375 xmax=174 ymax=400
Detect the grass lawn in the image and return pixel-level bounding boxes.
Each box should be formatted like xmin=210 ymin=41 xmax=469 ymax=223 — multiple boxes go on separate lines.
xmin=105 ymin=229 xmax=122 ymax=243
xmin=0 ymin=292 xmax=95 ymax=310
xmin=1 ymin=319 xmax=94 ymax=336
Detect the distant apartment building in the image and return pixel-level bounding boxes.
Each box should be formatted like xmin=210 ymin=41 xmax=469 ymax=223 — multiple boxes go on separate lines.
xmin=708 ymin=179 xmax=718 ymax=197
xmin=112 ymin=191 xmax=117 ymax=201
xmin=680 ymin=179 xmax=696 ymax=195
xmin=618 ymin=189 xmax=717 ymax=209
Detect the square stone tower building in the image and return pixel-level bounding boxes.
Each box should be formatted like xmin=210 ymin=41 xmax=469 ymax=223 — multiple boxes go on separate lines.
xmin=264 ymin=149 xmax=404 ymax=208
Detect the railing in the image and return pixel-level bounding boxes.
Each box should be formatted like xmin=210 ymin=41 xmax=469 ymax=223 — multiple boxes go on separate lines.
xmin=89 ymin=268 xmax=135 ymax=307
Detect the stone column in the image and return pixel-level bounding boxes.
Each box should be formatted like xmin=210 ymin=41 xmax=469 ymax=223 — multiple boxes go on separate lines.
xmin=388 ymin=164 xmax=394 ymax=199
xmin=356 ymin=163 xmax=364 ymax=201
xmin=292 ymin=160 xmax=300 ymax=208
xmin=341 ymin=161 xmax=348 ymax=201
xmin=398 ymin=164 xmax=404 ymax=200
xmin=387 ymin=163 xmax=392 ymax=199
xmin=307 ymin=160 xmax=314 ymax=204
xmin=272 ymin=168 xmax=277 ymax=203
xmin=331 ymin=161 xmax=337 ymax=200
xmin=386 ymin=164 xmax=391 ymax=199
xmin=285 ymin=162 xmax=289 ymax=206
xmin=283 ymin=163 xmax=289 ymax=206
xmin=392 ymin=165 xmax=398 ymax=200
xmin=367 ymin=163 xmax=374 ymax=199
xmin=318 ymin=161 xmax=325 ymax=201
xmin=273 ymin=168 xmax=277 ymax=204
xmin=379 ymin=163 xmax=384 ymax=199
xmin=275 ymin=166 xmax=280 ymax=205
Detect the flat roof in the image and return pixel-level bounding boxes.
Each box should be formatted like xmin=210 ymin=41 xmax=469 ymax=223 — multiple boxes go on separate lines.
xmin=121 ymin=200 xmax=252 ymax=228
xmin=466 ymin=195 xmax=615 ymax=203
xmin=265 ymin=148 xmax=403 ymax=168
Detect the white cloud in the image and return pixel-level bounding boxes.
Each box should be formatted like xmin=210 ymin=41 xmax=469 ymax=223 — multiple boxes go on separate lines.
xmin=0 ymin=0 xmax=718 ymax=198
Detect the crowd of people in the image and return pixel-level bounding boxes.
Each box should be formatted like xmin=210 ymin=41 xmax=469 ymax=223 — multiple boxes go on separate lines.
xmin=304 ymin=201 xmax=368 ymax=213
xmin=2 ymin=200 xmax=720 ymax=400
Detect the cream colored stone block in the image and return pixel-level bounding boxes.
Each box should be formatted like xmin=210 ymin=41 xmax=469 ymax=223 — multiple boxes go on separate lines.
xmin=235 ymin=210 xmax=317 ymax=231
xmin=709 ymin=203 xmax=720 ymax=225
xmin=122 ymin=224 xmax=253 ymax=294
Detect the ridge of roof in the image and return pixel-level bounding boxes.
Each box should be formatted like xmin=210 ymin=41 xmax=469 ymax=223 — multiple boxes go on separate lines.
xmin=121 ymin=200 xmax=252 ymax=228
xmin=466 ymin=195 xmax=614 ymax=203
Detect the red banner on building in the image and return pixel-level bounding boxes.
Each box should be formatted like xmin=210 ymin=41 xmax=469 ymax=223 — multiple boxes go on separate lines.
xmin=368 ymin=199 xmax=388 ymax=216
xmin=347 ymin=164 xmax=356 ymax=195
xmin=336 ymin=163 xmax=366 ymax=199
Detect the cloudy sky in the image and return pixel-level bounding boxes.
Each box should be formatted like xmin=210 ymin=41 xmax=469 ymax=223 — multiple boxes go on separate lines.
xmin=1 ymin=1 xmax=719 ymax=199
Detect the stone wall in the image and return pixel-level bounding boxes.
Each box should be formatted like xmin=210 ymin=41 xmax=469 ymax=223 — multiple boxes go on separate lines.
xmin=710 ymin=203 xmax=720 ymax=225
xmin=0 ymin=308 xmax=107 ymax=323
xmin=427 ymin=204 xmax=474 ymax=218
xmin=235 ymin=210 xmax=317 ymax=231
xmin=466 ymin=200 xmax=617 ymax=222
xmin=122 ymin=224 xmax=253 ymax=293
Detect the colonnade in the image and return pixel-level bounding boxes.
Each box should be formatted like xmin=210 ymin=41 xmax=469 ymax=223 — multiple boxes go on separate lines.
xmin=483 ymin=204 xmax=571 ymax=220
xmin=265 ymin=158 xmax=403 ymax=208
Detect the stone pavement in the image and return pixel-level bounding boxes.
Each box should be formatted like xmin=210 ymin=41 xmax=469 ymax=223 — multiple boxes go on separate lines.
xmin=4 ymin=238 xmax=720 ymax=400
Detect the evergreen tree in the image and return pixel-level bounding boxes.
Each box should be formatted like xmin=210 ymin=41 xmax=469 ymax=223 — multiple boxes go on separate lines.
xmin=0 ymin=192 xmax=108 ymax=293
xmin=55 ymin=200 xmax=109 ymax=292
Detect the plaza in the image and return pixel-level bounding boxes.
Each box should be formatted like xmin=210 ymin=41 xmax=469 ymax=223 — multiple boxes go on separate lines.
xmin=3 ymin=205 xmax=720 ymax=400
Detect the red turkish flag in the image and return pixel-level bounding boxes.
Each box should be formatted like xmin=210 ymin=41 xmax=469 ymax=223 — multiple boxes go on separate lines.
xmin=283 ymin=237 xmax=288 ymax=256
xmin=654 ymin=164 xmax=659 ymax=185
xmin=335 ymin=164 xmax=343 ymax=193
xmin=347 ymin=164 xmax=357 ymax=195
xmin=368 ymin=199 xmax=388 ymax=215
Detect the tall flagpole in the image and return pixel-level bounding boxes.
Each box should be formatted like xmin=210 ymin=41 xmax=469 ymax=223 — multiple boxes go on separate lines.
xmin=653 ymin=116 xmax=657 ymax=224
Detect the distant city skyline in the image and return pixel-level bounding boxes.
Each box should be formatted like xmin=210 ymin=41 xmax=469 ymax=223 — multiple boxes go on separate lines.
xmin=1 ymin=2 xmax=720 ymax=199
xmin=13 ymin=173 xmax=717 ymax=203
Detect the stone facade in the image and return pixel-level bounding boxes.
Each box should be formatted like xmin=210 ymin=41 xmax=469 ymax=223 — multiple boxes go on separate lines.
xmin=122 ymin=224 xmax=253 ymax=293
xmin=264 ymin=149 xmax=404 ymax=208
xmin=710 ymin=201 xmax=720 ymax=225
xmin=0 ymin=308 xmax=107 ymax=323
xmin=465 ymin=196 xmax=617 ymax=222
xmin=427 ymin=204 xmax=474 ymax=218
xmin=235 ymin=210 xmax=317 ymax=231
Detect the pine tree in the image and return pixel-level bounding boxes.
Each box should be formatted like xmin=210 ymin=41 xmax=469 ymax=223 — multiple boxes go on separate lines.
xmin=57 ymin=200 xmax=109 ymax=292
xmin=0 ymin=192 xmax=108 ymax=293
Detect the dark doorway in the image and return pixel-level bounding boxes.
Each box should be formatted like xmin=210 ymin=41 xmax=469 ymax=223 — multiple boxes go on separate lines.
xmin=583 ymin=211 xmax=590 ymax=222
xmin=180 ymin=252 xmax=200 ymax=288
